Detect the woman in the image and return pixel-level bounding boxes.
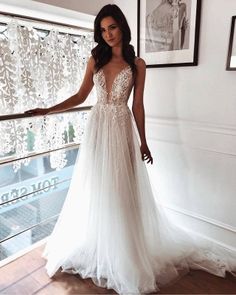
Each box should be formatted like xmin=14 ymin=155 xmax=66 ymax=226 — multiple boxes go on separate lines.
xmin=146 ymin=0 xmax=188 ymax=52
xmin=26 ymin=4 xmax=236 ymax=294
xmin=146 ymin=0 xmax=174 ymax=52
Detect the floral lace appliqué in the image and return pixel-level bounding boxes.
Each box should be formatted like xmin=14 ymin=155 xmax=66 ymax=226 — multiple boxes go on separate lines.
xmin=93 ymin=66 xmax=133 ymax=125
xmin=93 ymin=66 xmax=133 ymax=105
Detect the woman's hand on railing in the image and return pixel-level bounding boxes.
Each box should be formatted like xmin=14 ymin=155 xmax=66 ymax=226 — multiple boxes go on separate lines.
xmin=25 ymin=108 xmax=50 ymax=116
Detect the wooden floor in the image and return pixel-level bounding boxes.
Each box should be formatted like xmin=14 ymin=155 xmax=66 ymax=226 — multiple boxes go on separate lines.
xmin=0 ymin=245 xmax=236 ymax=294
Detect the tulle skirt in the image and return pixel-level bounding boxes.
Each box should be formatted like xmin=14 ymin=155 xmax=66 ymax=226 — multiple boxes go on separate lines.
xmin=43 ymin=103 xmax=236 ymax=294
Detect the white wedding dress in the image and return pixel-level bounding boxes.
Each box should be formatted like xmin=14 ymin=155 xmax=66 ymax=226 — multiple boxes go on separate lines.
xmin=43 ymin=65 xmax=236 ymax=294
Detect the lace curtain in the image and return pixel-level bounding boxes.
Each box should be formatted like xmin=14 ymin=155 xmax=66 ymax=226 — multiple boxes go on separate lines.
xmin=0 ymin=18 xmax=94 ymax=171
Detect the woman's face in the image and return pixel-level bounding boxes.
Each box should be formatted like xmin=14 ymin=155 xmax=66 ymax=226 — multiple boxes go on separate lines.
xmin=100 ymin=16 xmax=122 ymax=47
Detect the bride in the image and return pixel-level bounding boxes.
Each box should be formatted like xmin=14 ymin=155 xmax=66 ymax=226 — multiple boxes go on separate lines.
xmin=26 ymin=4 xmax=236 ymax=294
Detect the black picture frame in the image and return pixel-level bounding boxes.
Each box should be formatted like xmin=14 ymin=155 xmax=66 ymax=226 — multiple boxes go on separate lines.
xmin=137 ymin=0 xmax=202 ymax=68
xmin=226 ymin=16 xmax=236 ymax=71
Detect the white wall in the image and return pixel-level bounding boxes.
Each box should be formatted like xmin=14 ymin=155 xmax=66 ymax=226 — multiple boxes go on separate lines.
xmin=115 ymin=0 xmax=236 ymax=250
xmin=32 ymin=0 xmax=113 ymax=15
xmin=0 ymin=0 xmax=94 ymax=29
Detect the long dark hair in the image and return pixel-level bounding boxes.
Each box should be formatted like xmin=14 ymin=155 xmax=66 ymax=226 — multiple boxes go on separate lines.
xmin=91 ymin=4 xmax=136 ymax=74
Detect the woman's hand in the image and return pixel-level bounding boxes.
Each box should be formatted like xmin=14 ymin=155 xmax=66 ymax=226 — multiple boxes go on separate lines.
xmin=25 ymin=108 xmax=50 ymax=116
xmin=140 ymin=143 xmax=153 ymax=164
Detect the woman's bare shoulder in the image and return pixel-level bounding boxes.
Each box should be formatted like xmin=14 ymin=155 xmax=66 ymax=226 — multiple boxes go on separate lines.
xmin=135 ymin=57 xmax=146 ymax=72
xmin=135 ymin=57 xmax=146 ymax=68
xmin=87 ymin=56 xmax=96 ymax=72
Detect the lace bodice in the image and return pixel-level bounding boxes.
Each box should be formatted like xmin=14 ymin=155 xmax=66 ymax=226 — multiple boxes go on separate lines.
xmin=93 ymin=65 xmax=133 ymax=105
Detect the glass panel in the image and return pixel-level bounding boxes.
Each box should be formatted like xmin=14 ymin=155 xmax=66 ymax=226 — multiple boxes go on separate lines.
xmin=0 ymin=146 xmax=79 ymax=261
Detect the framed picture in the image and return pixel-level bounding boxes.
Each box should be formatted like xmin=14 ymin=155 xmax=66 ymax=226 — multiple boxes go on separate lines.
xmin=226 ymin=16 xmax=236 ymax=71
xmin=137 ymin=0 xmax=202 ymax=68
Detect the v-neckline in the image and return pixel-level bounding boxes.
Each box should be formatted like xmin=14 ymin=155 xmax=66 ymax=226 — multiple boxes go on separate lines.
xmin=101 ymin=65 xmax=130 ymax=95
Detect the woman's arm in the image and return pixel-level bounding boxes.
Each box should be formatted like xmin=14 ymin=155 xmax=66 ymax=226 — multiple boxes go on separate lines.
xmin=132 ymin=58 xmax=153 ymax=164
xmin=25 ymin=56 xmax=95 ymax=115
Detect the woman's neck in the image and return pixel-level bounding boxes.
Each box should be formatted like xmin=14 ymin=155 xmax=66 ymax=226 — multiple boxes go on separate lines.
xmin=112 ymin=45 xmax=122 ymax=59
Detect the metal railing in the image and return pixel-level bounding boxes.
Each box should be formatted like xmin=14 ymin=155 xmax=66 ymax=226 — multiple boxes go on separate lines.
xmin=0 ymin=106 xmax=92 ymax=122
xmin=0 ymin=106 xmax=92 ymax=165
xmin=0 ymin=105 xmax=92 ymax=250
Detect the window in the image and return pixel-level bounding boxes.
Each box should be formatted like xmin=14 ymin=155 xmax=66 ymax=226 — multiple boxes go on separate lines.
xmin=0 ymin=12 xmax=94 ymax=263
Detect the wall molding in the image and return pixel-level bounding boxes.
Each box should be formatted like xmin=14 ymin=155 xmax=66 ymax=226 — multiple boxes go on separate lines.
xmin=157 ymin=202 xmax=236 ymax=252
xmin=159 ymin=202 xmax=236 ymax=233
xmin=147 ymin=116 xmax=236 ymax=136
xmin=146 ymin=116 xmax=236 ymax=157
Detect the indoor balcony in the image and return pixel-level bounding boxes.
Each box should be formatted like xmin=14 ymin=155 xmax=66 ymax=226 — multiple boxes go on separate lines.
xmin=0 ymin=1 xmax=236 ymax=293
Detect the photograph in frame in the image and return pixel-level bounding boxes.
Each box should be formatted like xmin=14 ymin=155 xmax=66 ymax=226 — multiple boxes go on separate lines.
xmin=226 ymin=16 xmax=236 ymax=71
xmin=137 ymin=0 xmax=201 ymax=67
